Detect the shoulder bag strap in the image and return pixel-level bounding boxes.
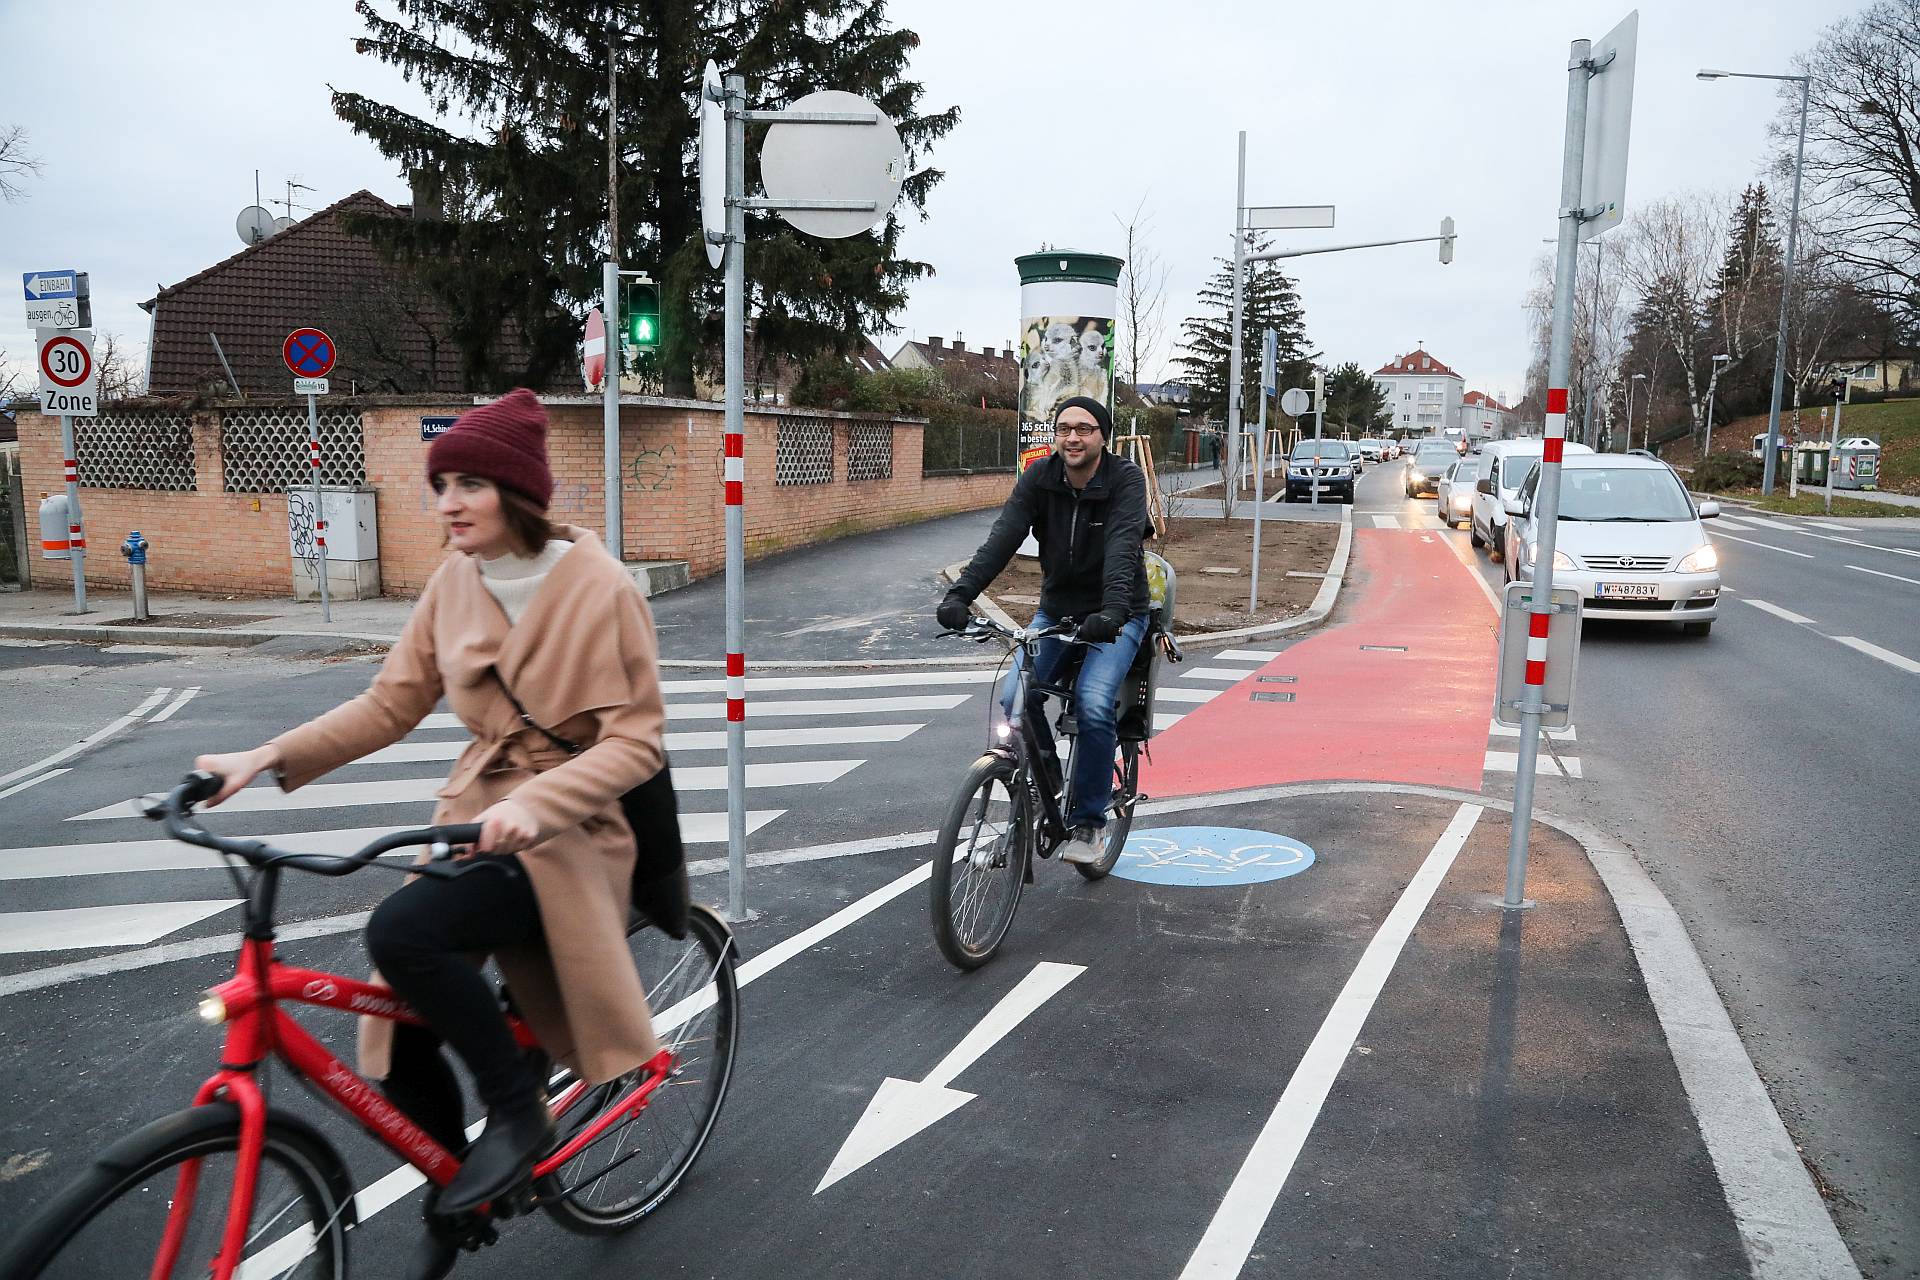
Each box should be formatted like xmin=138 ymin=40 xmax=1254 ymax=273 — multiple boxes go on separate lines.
xmin=489 ymin=665 xmax=583 ymax=757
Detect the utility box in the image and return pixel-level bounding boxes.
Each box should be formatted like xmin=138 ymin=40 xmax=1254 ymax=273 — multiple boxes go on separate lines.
xmin=288 ymin=486 xmax=380 ymax=601
xmin=1831 ymin=442 xmax=1880 ymax=491
xmin=39 ymin=493 xmax=71 ymax=560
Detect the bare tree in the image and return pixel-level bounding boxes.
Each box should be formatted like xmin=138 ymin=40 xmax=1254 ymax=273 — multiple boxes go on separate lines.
xmin=0 ymin=349 xmax=24 ymax=405
xmin=0 ymin=125 xmax=43 ymax=203
xmin=1782 ymin=0 xmax=1920 ymax=329
xmin=1114 ymin=197 xmax=1170 ymax=392
xmin=1617 ymin=194 xmax=1725 ymax=445
xmin=94 ymin=334 xmax=146 ymax=401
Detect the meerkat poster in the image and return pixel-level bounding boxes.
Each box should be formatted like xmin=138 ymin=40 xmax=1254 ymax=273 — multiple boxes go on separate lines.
xmin=1017 ymin=315 xmax=1114 ymax=468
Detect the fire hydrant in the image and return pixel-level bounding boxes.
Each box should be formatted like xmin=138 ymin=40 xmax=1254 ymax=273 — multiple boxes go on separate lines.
xmin=120 ymin=530 xmax=150 ymax=621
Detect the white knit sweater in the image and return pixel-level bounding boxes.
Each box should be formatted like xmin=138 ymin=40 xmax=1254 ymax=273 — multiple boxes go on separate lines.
xmin=478 ymin=539 xmax=574 ymax=624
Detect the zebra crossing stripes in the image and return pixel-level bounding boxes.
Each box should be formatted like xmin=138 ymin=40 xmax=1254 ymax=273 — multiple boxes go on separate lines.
xmin=1481 ymin=719 xmax=1585 ymax=781
xmin=357 ymin=722 xmax=922 ymax=766
xmin=1152 ymin=644 xmax=1283 ymax=732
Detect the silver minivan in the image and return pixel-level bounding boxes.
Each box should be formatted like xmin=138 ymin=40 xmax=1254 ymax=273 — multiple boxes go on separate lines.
xmin=1470 ymin=438 xmax=1593 ymax=560
xmin=1503 ymin=454 xmax=1723 ymax=636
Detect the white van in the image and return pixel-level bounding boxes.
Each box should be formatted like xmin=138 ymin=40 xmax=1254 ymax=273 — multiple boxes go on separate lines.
xmin=1469 ymin=438 xmax=1594 ymax=561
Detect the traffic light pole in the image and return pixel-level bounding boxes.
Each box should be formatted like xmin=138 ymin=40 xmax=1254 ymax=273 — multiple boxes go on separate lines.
xmin=603 ymin=28 xmax=624 ymax=561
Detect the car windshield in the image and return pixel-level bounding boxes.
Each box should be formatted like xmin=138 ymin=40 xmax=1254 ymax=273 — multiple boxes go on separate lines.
xmin=1292 ymin=441 xmax=1350 ymax=461
xmin=1538 ymin=466 xmax=1696 ymax=521
xmin=1414 ymin=443 xmax=1456 ymax=462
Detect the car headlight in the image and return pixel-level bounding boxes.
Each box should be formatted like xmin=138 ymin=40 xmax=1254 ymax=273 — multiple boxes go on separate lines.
xmin=1522 ymin=543 xmax=1576 ymax=572
xmin=1677 ymin=544 xmax=1719 ymax=573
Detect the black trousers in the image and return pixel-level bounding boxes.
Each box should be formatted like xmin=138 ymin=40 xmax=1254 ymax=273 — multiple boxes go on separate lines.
xmin=365 ymin=854 xmax=546 ymax=1142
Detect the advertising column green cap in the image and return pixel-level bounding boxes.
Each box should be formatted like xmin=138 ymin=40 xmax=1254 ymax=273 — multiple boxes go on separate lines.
xmin=1014 ymin=250 xmax=1124 ymax=286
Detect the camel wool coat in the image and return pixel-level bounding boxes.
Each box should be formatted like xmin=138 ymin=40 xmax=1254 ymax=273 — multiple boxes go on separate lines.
xmin=270 ymin=526 xmax=666 ymax=1084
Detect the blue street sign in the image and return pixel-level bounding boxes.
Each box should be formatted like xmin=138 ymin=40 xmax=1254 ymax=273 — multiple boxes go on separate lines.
xmin=421 ymin=416 xmax=456 ymax=441
xmin=1111 ymin=826 xmax=1316 ymax=888
xmin=23 ymin=271 xmax=79 ymax=300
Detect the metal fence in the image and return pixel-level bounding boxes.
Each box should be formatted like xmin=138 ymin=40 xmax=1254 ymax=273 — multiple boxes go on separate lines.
xmin=922 ymin=419 xmax=1019 ymax=476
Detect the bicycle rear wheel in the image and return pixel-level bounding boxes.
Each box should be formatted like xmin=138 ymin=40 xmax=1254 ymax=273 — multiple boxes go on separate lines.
xmin=0 ymin=1103 xmax=349 ymax=1280
xmin=538 ymin=902 xmax=738 ymax=1234
xmin=930 ymin=753 xmax=1031 ymax=969
xmin=1074 ymin=739 xmax=1141 ymax=882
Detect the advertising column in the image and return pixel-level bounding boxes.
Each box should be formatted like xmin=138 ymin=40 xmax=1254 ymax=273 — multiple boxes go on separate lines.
xmin=1014 ymin=251 xmax=1124 ymax=471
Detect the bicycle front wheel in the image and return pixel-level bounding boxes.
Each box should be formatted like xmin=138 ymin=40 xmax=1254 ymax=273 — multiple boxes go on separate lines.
xmin=930 ymin=753 xmax=1030 ymax=969
xmin=539 ymin=901 xmax=739 ymax=1234
xmin=1075 ymin=739 xmax=1141 ymax=882
xmin=0 ymin=1103 xmax=350 ymax=1280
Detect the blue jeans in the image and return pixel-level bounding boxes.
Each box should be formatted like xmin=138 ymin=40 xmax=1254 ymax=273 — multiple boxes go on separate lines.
xmin=999 ymin=610 xmax=1149 ymax=830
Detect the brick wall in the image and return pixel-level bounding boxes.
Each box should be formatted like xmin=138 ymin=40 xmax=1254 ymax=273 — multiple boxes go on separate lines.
xmin=20 ymin=398 xmax=1009 ymax=597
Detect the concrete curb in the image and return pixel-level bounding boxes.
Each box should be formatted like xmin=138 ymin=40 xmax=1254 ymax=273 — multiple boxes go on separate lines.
xmin=941 ymin=516 xmax=1354 ymax=654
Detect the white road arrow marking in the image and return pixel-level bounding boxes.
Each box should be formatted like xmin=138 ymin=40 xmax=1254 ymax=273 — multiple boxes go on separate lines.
xmin=815 ymin=960 xmax=1085 ymax=1194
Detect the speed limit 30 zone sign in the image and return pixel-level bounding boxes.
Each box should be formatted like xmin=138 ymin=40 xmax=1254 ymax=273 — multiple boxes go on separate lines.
xmin=38 ymin=331 xmax=99 ymax=416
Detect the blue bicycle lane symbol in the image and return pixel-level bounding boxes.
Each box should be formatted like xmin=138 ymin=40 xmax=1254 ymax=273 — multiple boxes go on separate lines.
xmin=1111 ymin=826 xmax=1316 ymax=887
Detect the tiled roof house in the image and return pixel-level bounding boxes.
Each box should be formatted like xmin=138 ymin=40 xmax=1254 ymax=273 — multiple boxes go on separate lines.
xmin=140 ymin=190 xmax=514 ymax=398
xmin=890 ymin=335 xmax=1020 ymax=389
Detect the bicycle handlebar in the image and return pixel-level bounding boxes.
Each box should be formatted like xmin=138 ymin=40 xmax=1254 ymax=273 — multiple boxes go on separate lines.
xmin=936 ymin=616 xmax=1081 ymax=647
xmin=145 ymin=771 xmax=485 ymax=879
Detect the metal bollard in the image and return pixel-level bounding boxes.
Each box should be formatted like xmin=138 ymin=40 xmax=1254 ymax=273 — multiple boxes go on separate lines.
xmin=120 ymin=530 xmax=150 ymax=621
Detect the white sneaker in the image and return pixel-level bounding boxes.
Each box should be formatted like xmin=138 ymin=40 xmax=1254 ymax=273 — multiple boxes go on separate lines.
xmin=1057 ymin=826 xmax=1104 ymax=865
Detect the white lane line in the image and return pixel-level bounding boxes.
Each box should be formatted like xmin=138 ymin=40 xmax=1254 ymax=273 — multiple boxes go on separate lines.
xmin=0 ymin=900 xmax=242 ymax=955
xmin=70 ymin=759 xmax=859 ymax=820
xmin=149 ymin=687 xmax=202 ymax=722
xmin=1158 ymin=687 xmax=1224 ymax=705
xmin=0 ymin=768 xmax=69 ymax=801
xmin=1711 ymin=514 xmax=1757 ymax=529
xmin=0 ymin=686 xmax=173 ymax=789
xmin=1847 ymin=564 xmax=1920 ymax=588
xmin=660 ymin=670 xmax=986 ymax=694
xmin=1369 ymin=515 xmax=1402 ymax=529
xmin=1154 ymin=713 xmax=1186 ymax=732
xmin=1805 ymin=520 xmax=1851 ymax=531
xmin=1830 ymin=636 xmax=1920 ymax=675
xmin=1740 ymin=598 xmax=1818 ymax=627
xmin=1178 ymin=804 xmax=1485 ymax=1279
xmin=1182 ymin=667 xmax=1260 ymax=682
xmin=1742 ymin=516 xmax=1920 ymax=559
xmin=1488 ymin=722 xmax=1576 ymax=741
xmin=358 ymin=723 xmax=923 ymax=765
xmin=1 ymin=811 xmax=782 ymax=884
xmin=417 ymin=694 xmax=974 ymax=731
xmin=1483 ymin=751 xmax=1584 ymax=780
xmin=1709 ymin=530 xmax=1816 ymax=559
xmin=1212 ymin=649 xmax=1282 ymax=663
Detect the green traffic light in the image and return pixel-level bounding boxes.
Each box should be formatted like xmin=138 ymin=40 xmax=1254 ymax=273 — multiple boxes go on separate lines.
xmin=623 ymin=279 xmax=661 ymax=350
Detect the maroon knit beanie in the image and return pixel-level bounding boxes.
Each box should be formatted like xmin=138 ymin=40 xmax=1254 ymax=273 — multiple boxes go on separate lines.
xmin=426 ymin=388 xmax=554 ymax=507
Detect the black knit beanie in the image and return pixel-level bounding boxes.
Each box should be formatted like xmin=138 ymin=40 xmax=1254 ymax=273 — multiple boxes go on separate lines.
xmin=1053 ymin=396 xmax=1113 ymax=438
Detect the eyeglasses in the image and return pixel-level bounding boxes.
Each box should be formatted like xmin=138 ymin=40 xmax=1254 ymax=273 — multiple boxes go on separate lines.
xmin=1054 ymin=424 xmax=1101 ymax=438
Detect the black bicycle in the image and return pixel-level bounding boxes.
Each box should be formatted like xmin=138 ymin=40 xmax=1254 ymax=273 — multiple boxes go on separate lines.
xmin=929 ymin=615 xmax=1176 ymax=969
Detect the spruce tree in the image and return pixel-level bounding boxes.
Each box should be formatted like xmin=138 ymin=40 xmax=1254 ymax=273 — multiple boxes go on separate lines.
xmin=1174 ymin=234 xmax=1316 ymax=423
xmin=332 ymin=1 xmax=957 ymax=394
xmin=1325 ymin=361 xmax=1392 ymax=434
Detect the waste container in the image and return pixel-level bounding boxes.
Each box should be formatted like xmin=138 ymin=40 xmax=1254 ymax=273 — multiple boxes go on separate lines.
xmin=1831 ymin=441 xmax=1881 ymax=491
xmin=1795 ymin=444 xmax=1830 ymax=487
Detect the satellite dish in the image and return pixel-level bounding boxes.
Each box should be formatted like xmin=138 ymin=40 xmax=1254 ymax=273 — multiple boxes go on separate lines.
xmin=759 ymin=89 xmax=905 ymax=239
xmin=236 ymin=205 xmax=275 ymax=246
xmin=272 ymin=215 xmax=296 ymax=233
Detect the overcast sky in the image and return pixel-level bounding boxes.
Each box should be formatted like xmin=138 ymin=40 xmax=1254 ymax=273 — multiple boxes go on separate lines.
xmin=0 ymin=0 xmax=1852 ymax=402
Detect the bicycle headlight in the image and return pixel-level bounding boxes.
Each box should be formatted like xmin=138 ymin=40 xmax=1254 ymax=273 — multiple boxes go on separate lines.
xmin=198 ymin=991 xmax=228 ymax=1025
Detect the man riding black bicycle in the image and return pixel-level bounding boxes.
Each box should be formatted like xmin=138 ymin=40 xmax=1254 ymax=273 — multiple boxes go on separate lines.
xmin=937 ymin=396 xmax=1151 ymax=866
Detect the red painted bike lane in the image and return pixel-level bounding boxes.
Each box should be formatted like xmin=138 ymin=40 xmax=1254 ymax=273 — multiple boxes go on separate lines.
xmin=1143 ymin=530 xmax=1498 ymax=796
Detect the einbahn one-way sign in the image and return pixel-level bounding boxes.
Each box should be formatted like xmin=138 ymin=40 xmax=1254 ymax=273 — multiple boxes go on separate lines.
xmin=23 ymin=269 xmax=87 ymax=330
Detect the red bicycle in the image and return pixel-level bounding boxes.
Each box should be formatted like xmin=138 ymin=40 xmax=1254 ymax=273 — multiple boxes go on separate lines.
xmin=0 ymin=772 xmax=739 ymax=1279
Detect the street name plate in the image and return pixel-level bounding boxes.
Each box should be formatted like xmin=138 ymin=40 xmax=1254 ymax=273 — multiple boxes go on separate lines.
xmin=293 ymin=376 xmax=330 ymax=395
xmin=1494 ymin=582 xmax=1581 ymax=729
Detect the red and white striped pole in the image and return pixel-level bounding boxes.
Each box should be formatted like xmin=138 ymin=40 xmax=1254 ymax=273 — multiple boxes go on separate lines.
xmin=721 ymin=70 xmax=749 ymax=921
xmin=59 ymin=417 xmax=86 ymax=613
xmin=1505 ymin=37 xmax=1593 ymax=908
xmin=305 ymin=394 xmax=332 ymax=623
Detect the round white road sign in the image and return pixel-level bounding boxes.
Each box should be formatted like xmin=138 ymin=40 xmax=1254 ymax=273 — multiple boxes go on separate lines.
xmin=759 ymin=90 xmax=905 ymax=239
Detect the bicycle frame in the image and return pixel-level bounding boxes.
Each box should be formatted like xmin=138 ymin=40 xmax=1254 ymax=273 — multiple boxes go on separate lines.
xmin=1000 ymin=635 xmax=1085 ymax=849
xmin=169 ymin=924 xmax=669 ymax=1280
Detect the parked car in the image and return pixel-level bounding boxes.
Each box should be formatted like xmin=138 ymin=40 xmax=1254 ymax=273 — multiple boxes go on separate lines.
xmin=1383 ymin=440 xmax=1401 ymax=459
xmin=1469 ymin=438 xmax=1595 ymax=560
xmin=1502 ymin=453 xmax=1722 ymax=636
xmin=1354 ymin=438 xmax=1386 ymax=462
xmin=1285 ymin=438 xmax=1356 ymax=503
xmin=1434 ymin=460 xmax=1475 ymax=528
xmin=1403 ymin=438 xmax=1461 ymax=497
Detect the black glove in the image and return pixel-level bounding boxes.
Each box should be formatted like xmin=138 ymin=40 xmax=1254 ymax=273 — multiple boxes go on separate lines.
xmin=937 ymin=592 xmax=973 ymax=632
xmin=1077 ymin=609 xmax=1124 ymax=645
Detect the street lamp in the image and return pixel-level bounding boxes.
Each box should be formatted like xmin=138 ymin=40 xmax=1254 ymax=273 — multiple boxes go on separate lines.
xmin=1704 ymin=353 xmax=1731 ymax=455
xmin=1698 ymin=66 xmax=1813 ymax=494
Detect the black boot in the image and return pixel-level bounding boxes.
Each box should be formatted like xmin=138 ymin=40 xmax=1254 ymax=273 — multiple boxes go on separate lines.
xmin=436 ymin=1101 xmax=554 ymax=1215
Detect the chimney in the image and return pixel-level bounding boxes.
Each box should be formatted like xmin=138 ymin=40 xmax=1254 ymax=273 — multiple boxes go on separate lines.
xmin=952 ymin=334 xmax=965 ymax=353
xmin=409 ymin=167 xmax=443 ymax=222
xmin=928 ymin=336 xmax=943 ymax=349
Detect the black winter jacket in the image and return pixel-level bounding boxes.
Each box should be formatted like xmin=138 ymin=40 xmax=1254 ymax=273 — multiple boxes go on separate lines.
xmin=951 ymin=450 xmax=1151 ymax=620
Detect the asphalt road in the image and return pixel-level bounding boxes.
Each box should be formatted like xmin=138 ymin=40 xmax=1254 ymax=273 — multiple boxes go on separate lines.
xmin=1354 ymin=455 xmax=1920 ymax=1279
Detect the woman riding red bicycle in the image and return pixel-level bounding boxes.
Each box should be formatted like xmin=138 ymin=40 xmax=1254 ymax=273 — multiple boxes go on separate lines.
xmin=194 ymin=389 xmax=673 ymax=1278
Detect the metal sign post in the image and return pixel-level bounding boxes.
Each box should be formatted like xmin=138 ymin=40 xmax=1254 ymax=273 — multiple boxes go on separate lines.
xmin=305 ymin=394 xmax=331 ymax=624
xmin=703 ymin=63 xmax=900 ymax=920
xmin=1506 ymin=18 xmax=1634 ymax=909
xmin=1226 ymin=133 xmax=1247 ymax=519
xmin=59 ymin=414 xmax=86 ymax=613
xmin=37 ymin=327 xmax=100 ymax=614
xmin=283 ymin=328 xmax=338 ymax=624
xmin=1249 ymin=329 xmax=1275 ymax=613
